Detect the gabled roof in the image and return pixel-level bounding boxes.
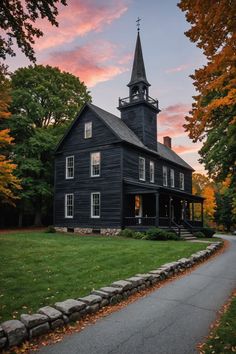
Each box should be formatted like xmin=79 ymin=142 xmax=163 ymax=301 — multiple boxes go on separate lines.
xmin=56 ymin=102 xmax=194 ymax=171
xmin=128 ymin=32 xmax=150 ymax=87
xmin=157 ymin=142 xmax=194 ymax=171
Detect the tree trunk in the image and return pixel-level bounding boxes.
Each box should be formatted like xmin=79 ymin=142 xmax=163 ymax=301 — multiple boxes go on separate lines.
xmin=18 ymin=211 xmax=23 ymax=228
xmin=34 ymin=210 xmax=42 ymax=226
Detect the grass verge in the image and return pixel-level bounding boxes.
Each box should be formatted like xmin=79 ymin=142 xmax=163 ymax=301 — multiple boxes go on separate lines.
xmin=200 ymin=291 xmax=236 ymax=353
xmin=0 ymin=231 xmax=210 ymax=322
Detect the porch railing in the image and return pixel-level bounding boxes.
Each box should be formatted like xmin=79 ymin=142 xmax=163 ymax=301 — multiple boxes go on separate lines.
xmin=124 ymin=217 xmax=156 ymax=227
xmin=159 ymin=217 xmax=170 ymax=227
xmin=186 ymin=220 xmax=203 ymax=228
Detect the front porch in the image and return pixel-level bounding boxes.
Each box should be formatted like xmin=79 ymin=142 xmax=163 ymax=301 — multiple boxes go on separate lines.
xmin=123 ymin=189 xmax=204 ymax=233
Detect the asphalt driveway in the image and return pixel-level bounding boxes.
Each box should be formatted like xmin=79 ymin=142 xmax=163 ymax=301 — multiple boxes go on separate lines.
xmin=37 ymin=235 xmax=236 ymax=354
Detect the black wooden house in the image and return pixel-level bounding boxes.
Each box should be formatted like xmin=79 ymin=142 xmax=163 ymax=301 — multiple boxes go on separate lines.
xmin=54 ymin=32 xmax=204 ymax=236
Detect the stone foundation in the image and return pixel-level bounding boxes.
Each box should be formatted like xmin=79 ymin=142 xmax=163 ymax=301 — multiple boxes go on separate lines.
xmin=55 ymin=227 xmax=121 ymax=236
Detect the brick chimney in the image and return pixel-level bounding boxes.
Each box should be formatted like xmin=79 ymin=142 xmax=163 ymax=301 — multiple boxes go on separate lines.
xmin=163 ymin=136 xmax=172 ymax=149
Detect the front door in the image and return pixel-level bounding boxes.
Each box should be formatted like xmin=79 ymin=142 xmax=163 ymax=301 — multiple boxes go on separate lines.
xmin=135 ymin=195 xmax=143 ymax=218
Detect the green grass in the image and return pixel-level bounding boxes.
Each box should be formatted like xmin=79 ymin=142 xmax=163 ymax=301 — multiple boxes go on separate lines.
xmin=0 ymin=231 xmax=209 ymax=322
xmin=203 ymin=294 xmax=236 ymax=353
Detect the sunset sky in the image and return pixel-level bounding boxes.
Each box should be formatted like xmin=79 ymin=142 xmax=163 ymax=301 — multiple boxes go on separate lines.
xmin=7 ymin=0 xmax=207 ymax=173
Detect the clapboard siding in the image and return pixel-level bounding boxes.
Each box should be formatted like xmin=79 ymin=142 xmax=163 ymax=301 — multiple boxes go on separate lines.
xmin=122 ymin=145 xmax=192 ymax=193
xmin=55 ymin=145 xmax=122 ymax=228
xmin=57 ymin=106 xmax=120 ymax=154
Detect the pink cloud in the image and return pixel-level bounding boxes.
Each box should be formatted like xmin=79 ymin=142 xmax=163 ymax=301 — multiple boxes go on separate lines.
xmin=43 ymin=40 xmax=128 ymax=87
xmin=173 ymin=144 xmax=201 ymax=154
xmin=158 ymin=103 xmax=191 ymax=139
xmin=35 ymin=0 xmax=128 ymax=51
xmin=165 ymin=64 xmax=190 ymax=74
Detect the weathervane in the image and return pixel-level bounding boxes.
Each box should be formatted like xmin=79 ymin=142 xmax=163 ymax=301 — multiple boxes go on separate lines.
xmin=136 ymin=17 xmax=141 ymax=31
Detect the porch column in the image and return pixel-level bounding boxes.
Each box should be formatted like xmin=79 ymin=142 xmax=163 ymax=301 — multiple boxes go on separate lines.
xmin=169 ymin=196 xmax=171 ymax=227
xmin=201 ymin=202 xmax=204 ymax=226
xmin=155 ymin=192 xmax=159 ymax=227
xmin=192 ymin=202 xmax=194 ymax=222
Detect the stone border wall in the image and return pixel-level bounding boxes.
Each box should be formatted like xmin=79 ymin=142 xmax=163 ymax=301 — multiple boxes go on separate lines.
xmin=0 ymin=242 xmax=222 ymax=351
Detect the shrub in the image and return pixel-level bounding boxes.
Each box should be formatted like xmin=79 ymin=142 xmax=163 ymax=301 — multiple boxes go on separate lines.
xmin=133 ymin=231 xmax=146 ymax=239
xmin=193 ymin=231 xmax=205 ymax=238
xmin=146 ymin=228 xmax=179 ymax=241
xmin=119 ymin=228 xmax=136 ymax=238
xmin=45 ymin=225 xmax=56 ymax=233
xmin=201 ymin=227 xmax=215 ymax=238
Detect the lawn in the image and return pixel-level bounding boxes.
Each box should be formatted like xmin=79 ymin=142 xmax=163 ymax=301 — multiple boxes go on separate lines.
xmin=202 ymin=293 xmax=236 ymax=353
xmin=0 ymin=231 xmax=209 ymax=322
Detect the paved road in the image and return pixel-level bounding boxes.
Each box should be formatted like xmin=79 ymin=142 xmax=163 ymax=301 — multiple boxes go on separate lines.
xmin=37 ymin=235 xmax=236 ymax=354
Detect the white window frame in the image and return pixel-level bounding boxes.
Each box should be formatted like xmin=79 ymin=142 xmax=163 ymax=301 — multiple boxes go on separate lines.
xmin=66 ymin=156 xmax=74 ymax=179
xmin=150 ymin=161 xmax=154 ymax=183
xmin=84 ymin=121 xmax=92 ymax=139
xmin=139 ymin=157 xmax=146 ymax=181
xmin=90 ymin=152 xmax=101 ymax=177
xmin=65 ymin=193 xmax=74 ymax=218
xmin=170 ymin=169 xmax=175 ymax=188
xmin=163 ymin=166 xmax=168 ymax=186
xmin=179 ymin=172 xmax=185 ymax=190
xmin=91 ymin=192 xmax=100 ymax=218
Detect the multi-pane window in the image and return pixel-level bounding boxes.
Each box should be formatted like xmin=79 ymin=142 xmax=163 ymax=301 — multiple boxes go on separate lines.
xmin=163 ymin=166 xmax=168 ymax=186
xmin=84 ymin=122 xmax=92 ymax=139
xmin=170 ymin=169 xmax=175 ymax=188
xmin=150 ymin=161 xmax=154 ymax=183
xmin=91 ymin=152 xmax=100 ymax=177
xmin=179 ymin=172 xmax=184 ymax=190
xmin=66 ymin=156 xmax=74 ymax=179
xmin=91 ymin=192 xmax=100 ymax=218
xmin=65 ymin=194 xmax=74 ymax=218
xmin=139 ymin=157 xmax=145 ymax=181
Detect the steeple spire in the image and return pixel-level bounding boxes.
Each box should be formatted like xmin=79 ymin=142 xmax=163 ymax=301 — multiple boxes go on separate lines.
xmin=128 ymin=31 xmax=150 ymax=87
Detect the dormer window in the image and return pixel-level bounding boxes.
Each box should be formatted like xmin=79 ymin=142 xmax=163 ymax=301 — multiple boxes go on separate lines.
xmin=84 ymin=122 xmax=92 ymax=139
xmin=163 ymin=166 xmax=168 ymax=186
xmin=179 ymin=172 xmax=184 ymax=190
xmin=66 ymin=156 xmax=74 ymax=179
xmin=139 ymin=157 xmax=145 ymax=181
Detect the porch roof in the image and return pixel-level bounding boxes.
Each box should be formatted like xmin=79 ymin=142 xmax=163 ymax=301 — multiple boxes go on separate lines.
xmin=123 ymin=178 xmax=204 ymax=202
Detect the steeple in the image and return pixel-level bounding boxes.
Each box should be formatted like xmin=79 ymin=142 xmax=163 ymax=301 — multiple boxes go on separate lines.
xmin=128 ymin=32 xmax=150 ymax=88
xmin=118 ymin=25 xmax=160 ymax=151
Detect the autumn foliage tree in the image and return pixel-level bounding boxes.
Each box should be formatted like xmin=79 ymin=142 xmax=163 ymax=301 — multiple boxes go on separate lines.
xmin=0 ymin=65 xmax=21 ymax=205
xmin=178 ymin=1 xmax=236 ymax=194
xmin=192 ymin=173 xmax=216 ymax=225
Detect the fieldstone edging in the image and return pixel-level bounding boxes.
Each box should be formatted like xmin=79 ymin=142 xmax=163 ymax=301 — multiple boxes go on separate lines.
xmin=0 ymin=241 xmax=222 ymax=350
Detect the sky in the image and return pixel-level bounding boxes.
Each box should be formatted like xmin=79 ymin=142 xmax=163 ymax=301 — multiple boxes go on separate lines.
xmin=6 ymin=0 xmax=207 ymax=173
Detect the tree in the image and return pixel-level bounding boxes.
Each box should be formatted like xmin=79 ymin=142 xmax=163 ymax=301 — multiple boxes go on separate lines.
xmin=7 ymin=65 xmax=91 ymax=226
xmin=178 ymin=0 xmax=236 ymax=192
xmin=214 ymin=180 xmax=236 ymax=232
xmin=0 ymin=0 xmax=67 ymax=62
xmin=192 ymin=173 xmax=216 ymax=224
xmin=0 ymin=65 xmax=21 ymax=205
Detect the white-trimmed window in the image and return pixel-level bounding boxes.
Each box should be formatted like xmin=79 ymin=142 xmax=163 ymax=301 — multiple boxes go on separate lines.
xmin=179 ymin=172 xmax=185 ymax=190
xmin=66 ymin=156 xmax=74 ymax=179
xmin=91 ymin=152 xmax=100 ymax=177
xmin=163 ymin=166 xmax=168 ymax=186
xmin=150 ymin=161 xmax=154 ymax=183
xmin=170 ymin=169 xmax=175 ymax=188
xmin=139 ymin=157 xmax=145 ymax=181
xmin=84 ymin=122 xmax=92 ymax=139
xmin=91 ymin=192 xmax=100 ymax=218
xmin=65 ymin=193 xmax=74 ymax=218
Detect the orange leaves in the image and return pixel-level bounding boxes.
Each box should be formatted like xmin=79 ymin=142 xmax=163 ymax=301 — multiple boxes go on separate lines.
xmin=0 ymin=66 xmax=21 ymax=205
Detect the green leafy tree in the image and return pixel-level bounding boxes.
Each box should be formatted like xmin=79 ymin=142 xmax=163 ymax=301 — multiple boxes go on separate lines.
xmin=214 ymin=189 xmax=234 ymax=232
xmin=7 ymin=65 xmax=91 ymax=226
xmin=0 ymin=0 xmax=67 ymax=62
